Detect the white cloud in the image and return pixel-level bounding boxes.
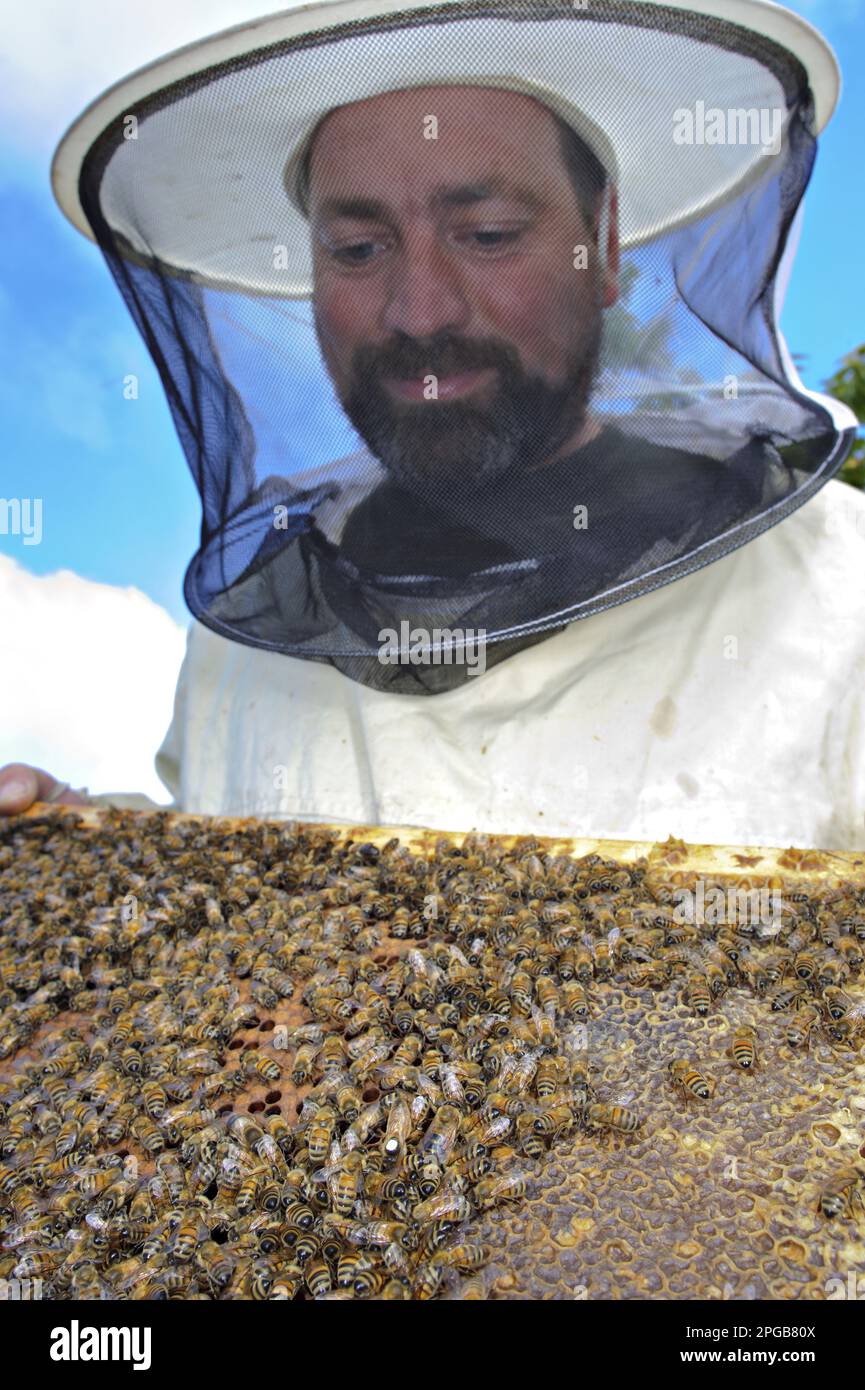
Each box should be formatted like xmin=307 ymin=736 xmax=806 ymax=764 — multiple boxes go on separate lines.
xmin=2 ymin=1 xmax=295 ymax=156
xmin=0 ymin=554 xmax=187 ymax=803
xmin=5 ymin=1 xmax=855 ymax=163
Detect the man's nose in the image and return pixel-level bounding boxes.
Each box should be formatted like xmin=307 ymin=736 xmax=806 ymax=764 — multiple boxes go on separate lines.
xmin=381 ymin=232 xmax=471 ymax=339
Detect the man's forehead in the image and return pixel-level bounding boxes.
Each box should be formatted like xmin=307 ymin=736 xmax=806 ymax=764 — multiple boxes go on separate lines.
xmin=307 ymin=84 xmax=563 ymax=210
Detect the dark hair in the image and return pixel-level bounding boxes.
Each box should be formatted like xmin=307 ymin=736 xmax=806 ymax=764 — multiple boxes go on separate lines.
xmin=294 ymin=103 xmax=608 ymax=226
xmin=552 ymin=111 xmax=608 ymax=228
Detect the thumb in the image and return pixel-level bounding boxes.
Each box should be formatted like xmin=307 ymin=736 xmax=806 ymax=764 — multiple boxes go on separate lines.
xmin=0 ymin=764 xmax=40 ymax=813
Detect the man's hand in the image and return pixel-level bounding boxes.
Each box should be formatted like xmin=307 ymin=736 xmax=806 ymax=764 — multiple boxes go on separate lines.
xmin=0 ymin=763 xmax=90 ymax=816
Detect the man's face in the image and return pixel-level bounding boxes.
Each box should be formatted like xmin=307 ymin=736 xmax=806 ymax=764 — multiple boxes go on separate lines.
xmin=307 ymin=85 xmax=612 ymax=500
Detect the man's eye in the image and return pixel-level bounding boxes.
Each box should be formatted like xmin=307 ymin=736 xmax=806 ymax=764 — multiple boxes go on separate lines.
xmin=460 ymin=228 xmax=524 ymax=250
xmin=330 ymin=241 xmax=381 ymax=264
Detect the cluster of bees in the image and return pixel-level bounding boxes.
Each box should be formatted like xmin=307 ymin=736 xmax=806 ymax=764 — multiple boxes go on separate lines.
xmin=0 ymin=810 xmax=864 ymax=1299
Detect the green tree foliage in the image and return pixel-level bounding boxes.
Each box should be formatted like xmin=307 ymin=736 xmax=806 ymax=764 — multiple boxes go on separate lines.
xmin=823 ymin=345 xmax=865 ymax=490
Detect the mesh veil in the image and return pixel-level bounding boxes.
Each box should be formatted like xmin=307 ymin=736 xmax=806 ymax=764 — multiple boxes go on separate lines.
xmin=74 ymin=0 xmax=855 ymax=694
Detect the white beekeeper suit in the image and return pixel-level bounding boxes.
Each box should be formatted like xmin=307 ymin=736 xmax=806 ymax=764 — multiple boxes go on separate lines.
xmin=92 ymin=470 xmax=865 ymax=851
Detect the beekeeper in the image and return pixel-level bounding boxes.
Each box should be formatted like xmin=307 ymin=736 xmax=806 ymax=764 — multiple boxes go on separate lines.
xmin=3 ymin=0 xmax=864 ymax=849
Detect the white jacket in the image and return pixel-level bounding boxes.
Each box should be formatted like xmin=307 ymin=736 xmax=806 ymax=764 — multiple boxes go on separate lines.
xmin=102 ymin=477 xmax=865 ymax=851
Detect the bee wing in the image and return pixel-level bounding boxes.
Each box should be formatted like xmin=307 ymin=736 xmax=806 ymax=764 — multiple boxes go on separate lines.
xmin=114 ymin=1257 xmax=160 ymax=1294
xmin=483 ymin=1113 xmax=512 ymax=1144
xmin=425 ymin=959 xmax=445 ymax=991
xmin=530 ymin=1003 xmax=550 ymax=1032
xmin=2 ymin=1223 xmax=40 ymax=1250
xmin=498 ymin=960 xmax=516 ymax=990
xmin=416 ymin=1071 xmax=441 ymax=1102
xmin=406 ymin=948 xmax=427 ymax=976
xmin=491 ymin=1166 xmax=530 ymax=1196
xmin=296 ymin=1098 xmax=319 ymax=1126
xmin=389 ymin=1100 xmax=414 ymax=1145
xmin=682 ymin=944 xmax=706 ymax=970
xmin=443 ymin=1266 xmax=492 ymax=1300
xmin=559 ymin=1026 xmax=588 ymax=1059
xmin=315 ymin=1068 xmax=349 ymax=1096
xmin=256 ymin=1133 xmax=286 ymax=1167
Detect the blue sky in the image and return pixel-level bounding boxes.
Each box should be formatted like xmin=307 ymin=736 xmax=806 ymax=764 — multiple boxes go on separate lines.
xmin=1 ymin=0 xmax=863 ymax=627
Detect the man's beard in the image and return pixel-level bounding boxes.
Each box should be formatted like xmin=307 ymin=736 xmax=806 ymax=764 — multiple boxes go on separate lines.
xmin=337 ymin=317 xmax=603 ymax=503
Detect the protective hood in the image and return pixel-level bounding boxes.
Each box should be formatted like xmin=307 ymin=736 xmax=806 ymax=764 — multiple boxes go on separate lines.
xmin=52 ymin=0 xmax=858 ymax=693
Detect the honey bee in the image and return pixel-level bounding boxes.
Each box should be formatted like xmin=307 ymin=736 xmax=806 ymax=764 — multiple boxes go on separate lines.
xmin=627 ymin=962 xmax=668 ymax=990
xmin=196 ymin=1240 xmax=235 ymax=1291
xmin=684 ymin=973 xmax=711 ymax=1017
xmin=770 ymin=983 xmax=807 ymax=1012
xmin=584 ymin=1102 xmax=643 ymax=1134
xmin=334 ymin=1083 xmax=362 ymax=1122
xmin=785 ymin=1005 xmax=821 ymax=1050
xmin=413 ymin=1261 xmax=444 ymax=1300
xmin=306 ymin=1105 xmax=336 ymax=1164
xmin=835 ymin=936 xmax=864 ymax=971
xmin=465 ymin=1110 xmax=513 ymax=1151
xmin=288 ymin=1041 xmax=317 ymax=1085
xmin=244 ymin=1050 xmax=281 ymax=1083
xmin=390 ymin=907 xmax=413 ymax=939
xmin=824 ymin=999 xmax=865 ymax=1046
xmin=669 ymin=1059 xmax=715 ymax=1101
xmin=439 ymin=1064 xmax=466 ymax=1108
xmin=533 ymin=1101 xmax=576 ymax=1138
xmin=380 ymin=1096 xmax=412 ymax=1169
xmin=431 ymin=1241 xmax=491 ymax=1273
xmin=817 ymin=954 xmax=849 ymax=990
xmin=141 ymin=1081 xmax=167 ymax=1119
xmin=236 ymin=1168 xmax=263 ymax=1215
xmin=473 ymin=1168 xmax=528 ymax=1209
xmin=412 ymin=1188 xmax=471 ymax=1225
xmin=819 ymin=1167 xmax=865 ymax=1220
xmin=501 ymin=1046 xmax=542 ymax=1096
xmin=420 ymin=1104 xmax=461 ymax=1165
xmin=264 ymin=1114 xmax=293 ymax=1159
xmin=321 ymin=1149 xmax=365 ymax=1216
xmin=736 ymin=954 xmax=769 ymax=995
xmin=530 ymin=1005 xmax=557 ymax=1051
xmin=559 ymin=981 xmax=591 ymax=1020
xmin=170 ymin=1211 xmax=205 ymax=1263
xmin=702 ymin=960 xmax=728 ymax=1000
xmin=535 ymin=1054 xmax=565 ymax=1098
xmin=573 ymin=942 xmax=594 ymax=984
xmin=793 ymin=951 xmax=819 ymax=986
xmin=727 ymin=1024 xmax=758 ymax=1070
xmin=820 ymin=986 xmax=853 ymax=1021
xmin=301 ymin=1255 xmax=332 ymax=1298
xmin=319 ymin=1033 xmax=347 ymax=1074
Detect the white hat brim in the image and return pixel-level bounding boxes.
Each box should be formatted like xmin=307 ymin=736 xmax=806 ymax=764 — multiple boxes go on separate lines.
xmin=51 ymin=0 xmax=842 ymax=297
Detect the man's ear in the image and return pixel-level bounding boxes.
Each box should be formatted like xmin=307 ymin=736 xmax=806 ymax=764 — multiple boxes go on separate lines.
xmin=598 ymin=184 xmax=620 ymax=308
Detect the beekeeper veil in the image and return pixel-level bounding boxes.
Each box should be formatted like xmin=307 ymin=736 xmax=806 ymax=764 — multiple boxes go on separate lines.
xmin=52 ymin=0 xmax=858 ymax=694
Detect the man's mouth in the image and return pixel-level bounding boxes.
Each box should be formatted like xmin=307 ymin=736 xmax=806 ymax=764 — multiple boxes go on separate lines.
xmin=381 ymin=366 xmax=497 ymax=402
